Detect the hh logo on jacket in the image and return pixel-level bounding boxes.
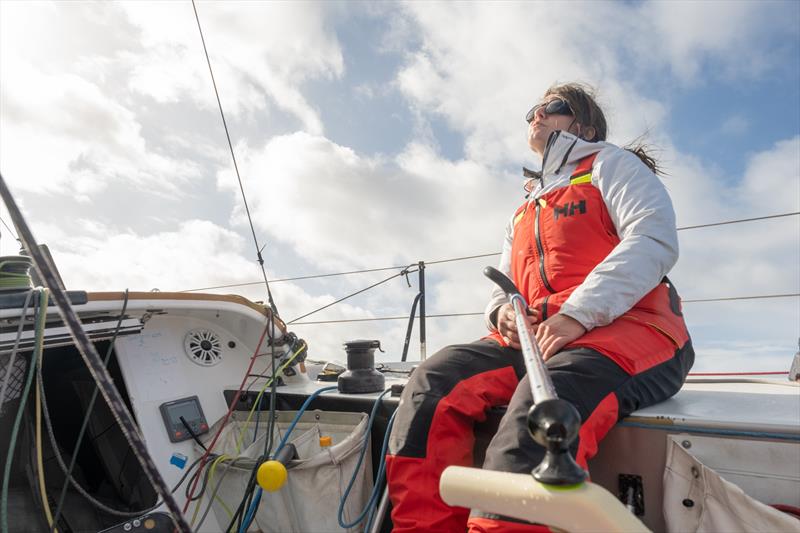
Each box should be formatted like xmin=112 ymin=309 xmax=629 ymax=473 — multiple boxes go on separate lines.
xmin=553 ymin=200 xmax=586 ymax=220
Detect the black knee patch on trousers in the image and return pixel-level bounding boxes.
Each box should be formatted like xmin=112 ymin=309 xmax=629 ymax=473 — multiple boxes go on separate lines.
xmin=389 ymin=340 xmax=526 ymax=458
xmin=482 ymin=347 xmax=629 ymax=473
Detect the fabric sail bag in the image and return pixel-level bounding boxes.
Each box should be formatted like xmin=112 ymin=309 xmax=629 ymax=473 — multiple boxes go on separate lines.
xmin=200 ymin=410 xmax=373 ymax=532
xmin=662 ymin=436 xmax=799 ymax=532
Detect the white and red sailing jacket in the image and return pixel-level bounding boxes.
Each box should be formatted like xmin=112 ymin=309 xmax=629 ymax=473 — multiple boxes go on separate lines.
xmin=485 ymin=131 xmax=689 ymax=374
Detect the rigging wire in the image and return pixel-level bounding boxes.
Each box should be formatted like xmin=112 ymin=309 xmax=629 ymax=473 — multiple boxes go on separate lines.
xmin=288 ymin=292 xmax=800 ymax=325
xmin=293 ymin=312 xmax=482 ymax=325
xmin=190 ymin=0 xmax=279 ymax=317
xmin=286 ymin=266 xmax=417 ymax=325
xmin=0 ymin=215 xmax=19 ymax=242
xmin=178 ymin=211 xmax=800 ymax=293
xmin=682 ymin=293 xmax=799 ymax=303
xmin=676 ymin=211 xmax=799 ymax=231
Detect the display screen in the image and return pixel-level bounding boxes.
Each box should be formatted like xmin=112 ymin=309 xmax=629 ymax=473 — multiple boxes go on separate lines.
xmin=160 ymin=396 xmax=208 ymax=442
xmin=166 ymin=401 xmax=201 ymax=423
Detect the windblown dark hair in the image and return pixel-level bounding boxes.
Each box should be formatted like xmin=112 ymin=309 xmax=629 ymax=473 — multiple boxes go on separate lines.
xmin=544 ymin=83 xmax=660 ymax=175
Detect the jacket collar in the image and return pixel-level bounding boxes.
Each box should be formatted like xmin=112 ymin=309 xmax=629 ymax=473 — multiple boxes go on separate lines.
xmin=523 ymin=131 xmax=611 ymax=194
xmin=540 ymin=130 xmax=607 ymax=178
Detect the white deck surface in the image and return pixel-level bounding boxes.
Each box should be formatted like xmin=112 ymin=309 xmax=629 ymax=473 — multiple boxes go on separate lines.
xmin=624 ymin=378 xmax=800 ymax=437
xmin=271 ymin=372 xmax=800 ymax=438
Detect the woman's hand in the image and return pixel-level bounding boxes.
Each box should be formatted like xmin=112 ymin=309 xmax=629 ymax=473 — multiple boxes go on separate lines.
xmin=535 ymin=314 xmax=587 ymax=361
xmin=496 ymin=303 xmax=539 ymax=350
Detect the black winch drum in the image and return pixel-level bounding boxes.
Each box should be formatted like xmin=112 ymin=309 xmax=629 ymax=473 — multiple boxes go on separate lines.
xmin=337 ymin=339 xmax=385 ymax=393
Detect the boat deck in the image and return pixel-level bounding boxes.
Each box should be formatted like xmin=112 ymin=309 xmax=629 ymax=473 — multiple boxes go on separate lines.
xmin=265 ymin=371 xmax=800 ymax=441
xmin=625 ymin=378 xmax=800 ymax=439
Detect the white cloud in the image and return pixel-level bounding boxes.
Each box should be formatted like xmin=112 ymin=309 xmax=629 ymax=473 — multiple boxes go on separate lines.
xmin=120 ymin=1 xmax=344 ymax=132
xmin=0 ymin=1 xmax=345 ymax=197
xmin=660 ymin=136 xmax=799 ymax=371
xmin=394 ymin=1 xmax=796 ymax=168
xmin=689 ymin=337 xmax=797 ymax=373
xmin=737 ymin=136 xmax=800 ymax=212
xmin=217 ymin=131 xmax=519 ymax=271
xmin=0 ymin=1 xmax=796 ymax=373
xmin=657 ymin=136 xmax=799 ymax=299
xmin=0 ymin=3 xmax=201 ymax=197
xmin=208 ymin=130 xmax=524 ymax=359
xmin=640 ymin=0 xmax=797 ymax=81
xmin=0 ymin=57 xmax=199 ymax=197
xmin=395 ymin=3 xmax=669 ymax=167
xmin=37 ymin=219 xmax=256 ymax=291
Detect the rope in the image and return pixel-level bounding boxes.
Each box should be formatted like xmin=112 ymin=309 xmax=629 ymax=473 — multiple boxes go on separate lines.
xmin=289 ymin=293 xmax=800 ymax=326
xmin=685 ymin=378 xmax=798 ymax=387
xmin=1 ymin=289 xmax=44 ymax=533
xmin=0 ymin=215 xmax=18 ymax=241
xmin=682 ymin=293 xmax=799 ymax=303
xmin=35 ymin=335 xmax=57 ymax=532
xmin=286 ymin=267 xmax=416 ymax=324
xmin=37 ymin=345 xmax=199 ymax=518
xmin=192 ymin=456 xmax=242 ymax=529
xmin=190 ymin=0 xmax=279 ymax=316
xmin=182 ymin=318 xmax=274 ymax=511
xmin=0 ymin=290 xmax=34 ymax=409
xmin=177 ymin=211 xmax=800 ymax=293
xmin=292 ymin=312 xmax=481 ymax=325
xmin=0 ymin=258 xmax=33 ymax=290
xmin=689 ymin=371 xmax=789 ymax=376
xmin=676 ymin=211 xmax=799 ymax=231
xmin=232 ymin=343 xmax=307 ymax=455
xmin=49 ymin=290 xmax=130 ymax=530
xmin=0 ymin=172 xmax=193 ymax=532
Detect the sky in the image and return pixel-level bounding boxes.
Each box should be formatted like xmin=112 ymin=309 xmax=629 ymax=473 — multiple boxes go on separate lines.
xmin=0 ymin=0 xmax=798 ymax=373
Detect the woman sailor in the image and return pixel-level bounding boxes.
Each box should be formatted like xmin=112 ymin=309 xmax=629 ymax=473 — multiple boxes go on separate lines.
xmin=385 ymin=83 xmax=694 ymax=532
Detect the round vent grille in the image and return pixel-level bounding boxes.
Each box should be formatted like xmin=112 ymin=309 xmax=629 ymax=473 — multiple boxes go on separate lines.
xmin=184 ymin=329 xmax=223 ymax=367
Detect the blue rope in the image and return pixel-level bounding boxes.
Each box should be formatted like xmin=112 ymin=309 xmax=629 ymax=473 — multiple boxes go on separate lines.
xmin=337 ymin=389 xmax=393 ymax=529
xmin=238 ymin=488 xmax=262 ymax=533
xmin=238 ymin=385 xmax=338 ymax=533
xmin=274 ymin=386 xmax=338 ymax=454
xmin=363 ymin=409 xmax=397 ymax=532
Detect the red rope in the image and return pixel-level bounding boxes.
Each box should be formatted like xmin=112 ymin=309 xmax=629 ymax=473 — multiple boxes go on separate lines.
xmin=689 ymin=371 xmax=789 ymax=376
xmin=181 ymin=319 xmax=273 ymax=512
xmin=772 ymin=504 xmax=800 ymax=520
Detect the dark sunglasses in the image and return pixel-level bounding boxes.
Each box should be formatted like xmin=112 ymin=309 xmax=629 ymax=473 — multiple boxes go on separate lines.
xmin=525 ymin=98 xmax=573 ymax=123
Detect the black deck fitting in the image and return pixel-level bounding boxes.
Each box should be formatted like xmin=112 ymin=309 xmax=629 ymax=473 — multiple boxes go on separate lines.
xmin=527 ymin=398 xmax=588 ymax=485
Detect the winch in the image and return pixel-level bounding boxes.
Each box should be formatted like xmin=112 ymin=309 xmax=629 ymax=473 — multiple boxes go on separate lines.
xmin=337 ymin=339 xmax=385 ymax=393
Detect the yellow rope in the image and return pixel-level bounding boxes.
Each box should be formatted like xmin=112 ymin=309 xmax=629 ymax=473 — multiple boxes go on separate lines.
xmin=233 ymin=343 xmax=306 ymax=455
xmin=209 ymin=455 xmax=234 ymax=519
xmin=186 ymin=344 xmax=306 ymax=527
xmin=34 ymin=290 xmax=57 ymax=532
xmin=189 ymin=454 xmax=234 ymax=527
xmin=36 ymin=378 xmax=57 ymax=531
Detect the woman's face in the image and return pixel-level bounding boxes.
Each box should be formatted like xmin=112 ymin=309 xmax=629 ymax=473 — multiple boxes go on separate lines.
xmin=527 ymin=96 xmax=579 ymax=155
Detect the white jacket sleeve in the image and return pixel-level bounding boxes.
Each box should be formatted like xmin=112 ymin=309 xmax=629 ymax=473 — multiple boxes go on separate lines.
xmin=484 ymin=215 xmax=516 ymax=331
xmin=559 ymin=148 xmax=679 ymax=331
